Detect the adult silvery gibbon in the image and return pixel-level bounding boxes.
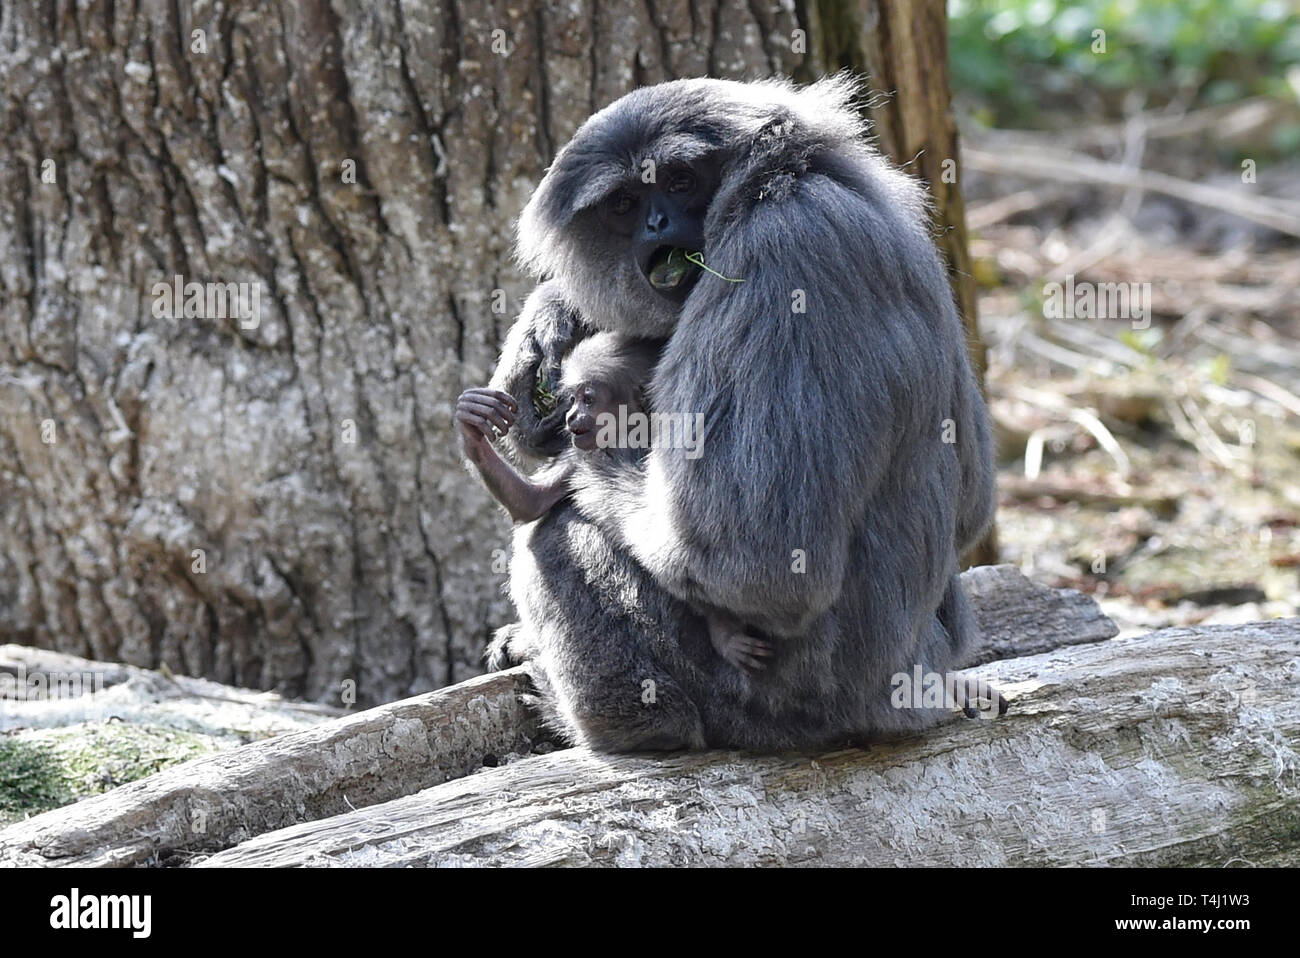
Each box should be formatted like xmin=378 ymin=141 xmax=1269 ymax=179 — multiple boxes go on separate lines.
xmin=481 ymin=74 xmax=996 ymax=751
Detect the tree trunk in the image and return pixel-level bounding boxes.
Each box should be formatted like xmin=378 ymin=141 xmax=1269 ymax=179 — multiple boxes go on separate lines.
xmin=0 ymin=1 xmax=988 ymax=705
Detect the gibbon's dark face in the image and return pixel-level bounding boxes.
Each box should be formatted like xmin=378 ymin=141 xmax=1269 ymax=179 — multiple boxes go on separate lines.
xmin=515 ymin=79 xmax=768 ymax=338
xmin=564 ymin=380 xmax=601 ymax=451
xmin=565 ymin=379 xmax=622 ymax=452
xmin=593 ymin=159 xmax=721 ymax=306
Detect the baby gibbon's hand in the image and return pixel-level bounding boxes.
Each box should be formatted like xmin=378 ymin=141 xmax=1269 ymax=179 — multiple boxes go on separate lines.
xmin=456 ymin=388 xmax=519 ymax=446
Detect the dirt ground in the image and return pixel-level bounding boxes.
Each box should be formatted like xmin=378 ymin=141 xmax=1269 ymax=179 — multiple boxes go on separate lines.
xmin=964 ymin=98 xmax=1300 ymax=635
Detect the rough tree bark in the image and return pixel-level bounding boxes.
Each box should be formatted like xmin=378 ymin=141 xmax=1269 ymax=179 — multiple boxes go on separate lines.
xmin=0 ymin=1 xmax=988 ymax=704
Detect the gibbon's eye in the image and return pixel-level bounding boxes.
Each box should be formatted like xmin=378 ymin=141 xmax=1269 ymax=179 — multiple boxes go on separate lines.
xmin=666 ymin=170 xmax=696 ymax=194
xmin=582 ymin=387 xmax=597 ymax=407
xmin=609 ymin=190 xmax=636 ymax=215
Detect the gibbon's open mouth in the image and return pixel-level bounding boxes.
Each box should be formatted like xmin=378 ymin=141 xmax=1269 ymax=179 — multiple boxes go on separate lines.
xmin=645 ymin=246 xmax=701 ymax=291
xmin=570 ymin=426 xmax=597 ymax=450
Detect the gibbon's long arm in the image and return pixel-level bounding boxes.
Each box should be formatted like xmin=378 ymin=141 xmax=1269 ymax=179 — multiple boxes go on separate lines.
xmin=570 ymin=169 xmax=959 ymax=638
xmin=486 ymin=281 xmax=587 ymax=465
xmin=458 ymin=388 xmax=572 ymax=524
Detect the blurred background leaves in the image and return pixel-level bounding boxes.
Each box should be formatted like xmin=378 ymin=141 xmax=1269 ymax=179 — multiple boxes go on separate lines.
xmin=951 ymin=0 xmax=1300 ymax=150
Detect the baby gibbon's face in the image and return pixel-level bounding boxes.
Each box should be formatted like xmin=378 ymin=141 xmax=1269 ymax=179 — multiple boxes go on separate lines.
xmin=565 ymin=380 xmax=621 ymax=452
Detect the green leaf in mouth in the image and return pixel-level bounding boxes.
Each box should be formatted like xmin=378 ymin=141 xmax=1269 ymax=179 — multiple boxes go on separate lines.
xmin=648 ymin=247 xmax=695 ymax=290
xmin=648 ymin=247 xmax=744 ymax=289
xmin=683 ymin=250 xmax=744 ymax=283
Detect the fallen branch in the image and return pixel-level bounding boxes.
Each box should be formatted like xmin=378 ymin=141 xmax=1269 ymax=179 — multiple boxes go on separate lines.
xmin=0 ymin=645 xmax=343 ymax=734
xmin=967 ymin=186 xmax=1072 ymax=230
xmin=964 ymin=146 xmax=1300 ymax=239
xmin=999 ymin=475 xmax=1180 ymax=516
xmin=968 ymin=97 xmax=1286 ymax=152
xmin=0 ymin=670 xmax=541 ymax=866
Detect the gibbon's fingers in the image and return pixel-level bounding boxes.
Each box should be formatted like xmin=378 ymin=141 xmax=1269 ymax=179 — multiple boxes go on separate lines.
xmin=486 ymin=389 xmax=520 ymax=413
xmin=462 ymin=392 xmax=519 ymax=426
xmin=461 ymin=387 xmax=519 ymax=414
xmin=456 ymin=409 xmax=502 ymax=440
xmin=458 ymin=399 xmax=514 ymax=434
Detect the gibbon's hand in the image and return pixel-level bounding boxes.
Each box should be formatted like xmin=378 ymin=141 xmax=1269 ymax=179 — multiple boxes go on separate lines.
xmin=456 ymin=388 xmax=519 ymax=451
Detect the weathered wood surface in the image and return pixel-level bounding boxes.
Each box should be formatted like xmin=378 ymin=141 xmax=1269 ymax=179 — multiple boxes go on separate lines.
xmin=967 ymin=564 xmax=1118 ymax=660
xmin=199 ymin=618 xmax=1300 ymax=867
xmin=0 ymin=644 xmax=343 ymax=734
xmin=0 ymin=669 xmax=539 ymax=867
xmin=0 ymin=566 xmax=1109 ymax=866
xmin=959 ymin=564 xmax=1118 ymax=665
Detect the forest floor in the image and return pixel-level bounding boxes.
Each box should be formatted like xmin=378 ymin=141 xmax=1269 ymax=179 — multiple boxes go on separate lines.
xmin=963 ymin=96 xmax=1300 ymax=636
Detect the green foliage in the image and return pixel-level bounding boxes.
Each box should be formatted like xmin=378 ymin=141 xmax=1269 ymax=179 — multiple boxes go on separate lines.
xmin=683 ymin=250 xmax=744 ymax=283
xmin=533 ymin=368 xmax=557 ymax=416
xmin=1119 ymin=326 xmax=1161 ymax=358
xmin=1205 ymin=352 xmax=1232 ymax=386
xmin=0 ymin=737 xmax=74 ymax=824
xmin=950 ymin=0 xmax=1300 ymax=124
xmin=0 ymin=724 xmax=219 ymax=825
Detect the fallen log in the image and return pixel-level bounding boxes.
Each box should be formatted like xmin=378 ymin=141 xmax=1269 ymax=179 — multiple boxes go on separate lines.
xmin=0 ymin=566 xmax=1112 ymax=867
xmin=959 ymin=563 xmax=1117 ymax=664
xmin=963 ymin=144 xmax=1300 ymax=239
xmin=0 ymin=669 xmax=541 ymax=866
xmin=199 ymin=618 xmax=1300 ymax=867
xmin=0 ymin=644 xmax=343 ymax=735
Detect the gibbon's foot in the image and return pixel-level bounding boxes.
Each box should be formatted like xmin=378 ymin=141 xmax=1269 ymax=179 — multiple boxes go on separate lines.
xmin=485 ymin=623 xmax=525 ymax=672
xmin=707 ymin=615 xmax=775 ymax=675
xmin=722 ymin=633 xmax=774 ymax=674
xmin=957 ymin=679 xmax=1008 ymax=719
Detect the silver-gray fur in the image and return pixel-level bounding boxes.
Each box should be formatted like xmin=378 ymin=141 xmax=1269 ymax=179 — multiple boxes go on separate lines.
xmin=486 ymin=75 xmax=996 ymax=751
xmin=486 ymin=279 xmax=589 ymax=466
xmin=558 ymin=332 xmax=661 ymax=413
